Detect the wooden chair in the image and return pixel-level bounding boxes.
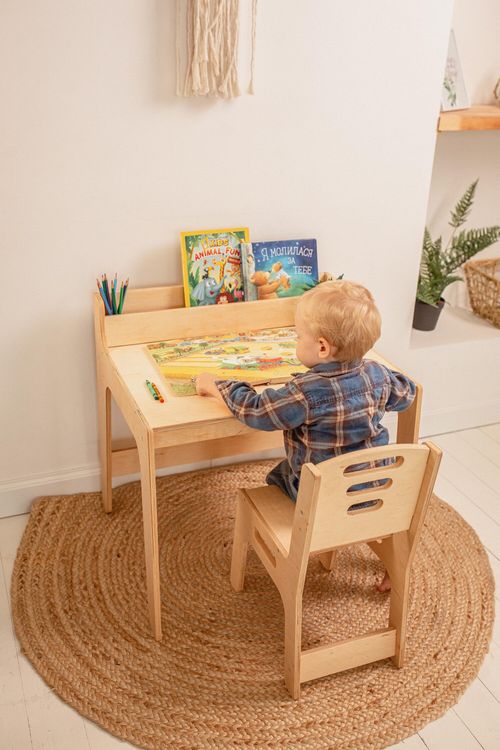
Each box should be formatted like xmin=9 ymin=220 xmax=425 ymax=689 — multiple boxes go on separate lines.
xmin=230 ymin=442 xmax=442 ymax=699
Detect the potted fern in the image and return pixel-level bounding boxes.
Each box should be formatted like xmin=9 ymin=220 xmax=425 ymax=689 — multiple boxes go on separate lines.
xmin=413 ymin=180 xmax=500 ymax=330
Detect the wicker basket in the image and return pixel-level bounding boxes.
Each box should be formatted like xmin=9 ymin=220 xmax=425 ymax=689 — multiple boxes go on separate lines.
xmin=464 ymin=258 xmax=500 ymax=328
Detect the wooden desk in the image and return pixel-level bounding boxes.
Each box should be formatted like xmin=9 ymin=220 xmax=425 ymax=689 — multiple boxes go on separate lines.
xmin=94 ymin=285 xmax=422 ymax=641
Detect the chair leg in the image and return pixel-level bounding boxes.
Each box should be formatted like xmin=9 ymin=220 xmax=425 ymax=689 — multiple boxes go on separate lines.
xmin=387 ymin=564 xmax=410 ymax=667
xmin=230 ymin=497 xmax=250 ymax=592
xmin=368 ymin=536 xmax=411 ymax=667
xmin=283 ymin=595 xmax=302 ymax=700
xmin=318 ymin=550 xmax=337 ymax=571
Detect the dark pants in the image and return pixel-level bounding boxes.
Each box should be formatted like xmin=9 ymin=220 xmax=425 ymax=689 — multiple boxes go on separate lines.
xmin=266 ymin=459 xmax=299 ymax=501
xmin=266 ymin=458 xmax=381 ymax=509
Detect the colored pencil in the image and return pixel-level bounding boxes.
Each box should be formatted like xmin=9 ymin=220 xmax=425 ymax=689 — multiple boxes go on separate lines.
xmin=102 ymin=274 xmax=112 ymax=309
xmin=119 ymin=278 xmax=129 ymax=313
xmin=117 ymin=281 xmax=124 ymax=314
xmin=98 ymin=274 xmax=129 ymax=314
xmin=96 ymin=279 xmax=113 ymax=315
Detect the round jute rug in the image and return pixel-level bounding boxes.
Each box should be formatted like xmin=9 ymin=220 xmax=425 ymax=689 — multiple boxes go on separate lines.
xmin=12 ymin=461 xmax=494 ymax=750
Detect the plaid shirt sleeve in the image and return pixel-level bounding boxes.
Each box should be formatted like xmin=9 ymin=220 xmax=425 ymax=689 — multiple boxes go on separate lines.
xmin=385 ymin=369 xmax=416 ymax=412
xmin=215 ymin=379 xmax=308 ymax=431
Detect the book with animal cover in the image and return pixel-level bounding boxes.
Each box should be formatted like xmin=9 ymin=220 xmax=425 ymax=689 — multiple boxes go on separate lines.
xmin=240 ymin=239 xmax=318 ymax=301
xmin=180 ymin=227 xmax=249 ymax=307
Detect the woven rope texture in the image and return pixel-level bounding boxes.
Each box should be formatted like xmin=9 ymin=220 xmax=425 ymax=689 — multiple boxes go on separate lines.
xmin=11 ymin=461 xmax=495 ymax=750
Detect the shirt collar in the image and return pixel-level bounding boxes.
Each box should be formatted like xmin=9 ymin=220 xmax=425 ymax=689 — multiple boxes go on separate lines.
xmin=308 ymin=359 xmax=363 ymax=377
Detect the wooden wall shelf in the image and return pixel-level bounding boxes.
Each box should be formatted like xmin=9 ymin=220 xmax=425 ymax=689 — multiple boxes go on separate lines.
xmin=438 ymin=105 xmax=500 ymax=132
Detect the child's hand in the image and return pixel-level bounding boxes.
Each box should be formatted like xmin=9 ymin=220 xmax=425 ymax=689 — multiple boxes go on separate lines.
xmin=195 ymin=372 xmax=220 ymax=398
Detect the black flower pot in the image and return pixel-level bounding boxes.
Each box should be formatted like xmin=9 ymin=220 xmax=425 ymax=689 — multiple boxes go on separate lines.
xmin=412 ymin=298 xmax=445 ymax=331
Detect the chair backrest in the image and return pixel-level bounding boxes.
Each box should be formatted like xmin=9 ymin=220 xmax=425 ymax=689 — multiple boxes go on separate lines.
xmin=293 ymin=443 xmax=439 ymax=555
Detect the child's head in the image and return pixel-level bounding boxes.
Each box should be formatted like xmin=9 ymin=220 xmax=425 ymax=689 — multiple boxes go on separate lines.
xmin=295 ymin=280 xmax=381 ymax=365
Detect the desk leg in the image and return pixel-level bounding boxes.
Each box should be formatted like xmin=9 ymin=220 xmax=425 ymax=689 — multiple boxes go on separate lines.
xmin=98 ymin=384 xmax=113 ymax=513
xmin=137 ymin=429 xmax=162 ymax=641
xmin=396 ymin=383 xmax=422 ymax=443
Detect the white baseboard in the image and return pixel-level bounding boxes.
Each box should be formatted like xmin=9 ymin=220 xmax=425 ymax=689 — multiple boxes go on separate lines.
xmin=0 ymin=448 xmax=285 ymax=519
xmin=420 ymin=400 xmax=500 ymax=438
xmin=1 ymin=401 xmax=498 ymax=519
xmin=0 ymin=464 xmax=102 ymax=519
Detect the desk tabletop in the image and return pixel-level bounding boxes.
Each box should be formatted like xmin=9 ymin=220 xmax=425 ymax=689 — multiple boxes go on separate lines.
xmin=109 ymin=343 xmax=396 ymax=439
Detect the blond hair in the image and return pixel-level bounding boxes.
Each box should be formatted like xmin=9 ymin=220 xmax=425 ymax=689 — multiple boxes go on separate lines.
xmin=297 ymin=280 xmax=381 ymax=361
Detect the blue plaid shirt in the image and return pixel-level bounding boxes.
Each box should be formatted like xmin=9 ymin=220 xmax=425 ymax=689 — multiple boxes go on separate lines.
xmin=216 ymin=359 xmax=416 ymax=500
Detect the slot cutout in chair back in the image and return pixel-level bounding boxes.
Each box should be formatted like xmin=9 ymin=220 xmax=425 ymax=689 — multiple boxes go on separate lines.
xmin=342 ymin=455 xmax=404 ymax=477
xmin=346 ymin=477 xmax=393 ymax=495
xmin=347 ymin=498 xmax=384 ymax=514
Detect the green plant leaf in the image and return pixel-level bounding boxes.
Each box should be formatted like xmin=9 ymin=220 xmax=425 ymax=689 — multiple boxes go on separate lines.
xmin=417 ymin=180 xmax=500 ymax=306
xmin=449 ymin=180 xmax=478 ymax=228
xmin=444 ymin=226 xmax=500 ymax=272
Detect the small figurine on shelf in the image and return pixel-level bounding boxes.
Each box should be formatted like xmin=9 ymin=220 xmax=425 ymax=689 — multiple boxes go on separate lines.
xmin=494 ymin=77 xmax=500 ymax=107
xmin=319 ymin=272 xmax=344 ymax=283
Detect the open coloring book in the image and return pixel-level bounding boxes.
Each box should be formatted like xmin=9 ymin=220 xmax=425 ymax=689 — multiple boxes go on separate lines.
xmin=146 ymin=327 xmax=306 ymax=396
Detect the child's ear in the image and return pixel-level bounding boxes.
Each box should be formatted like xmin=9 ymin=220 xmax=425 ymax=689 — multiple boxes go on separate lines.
xmin=318 ymin=337 xmax=336 ymax=360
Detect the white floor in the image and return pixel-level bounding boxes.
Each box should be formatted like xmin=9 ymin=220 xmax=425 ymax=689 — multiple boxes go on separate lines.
xmin=1 ymin=425 xmax=499 ymax=750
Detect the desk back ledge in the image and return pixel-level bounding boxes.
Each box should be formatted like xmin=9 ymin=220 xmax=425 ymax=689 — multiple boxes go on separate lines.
xmin=94 ymin=285 xmax=301 ymax=349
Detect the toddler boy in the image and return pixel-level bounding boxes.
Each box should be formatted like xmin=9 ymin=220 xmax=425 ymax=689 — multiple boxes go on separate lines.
xmin=195 ymin=280 xmax=416 ymax=590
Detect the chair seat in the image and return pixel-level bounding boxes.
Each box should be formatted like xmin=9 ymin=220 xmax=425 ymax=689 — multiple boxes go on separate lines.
xmin=242 ymin=484 xmax=295 ymax=556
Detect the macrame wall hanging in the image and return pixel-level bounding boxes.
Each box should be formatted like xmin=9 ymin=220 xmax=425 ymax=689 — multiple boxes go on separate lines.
xmin=176 ymin=0 xmax=258 ymax=98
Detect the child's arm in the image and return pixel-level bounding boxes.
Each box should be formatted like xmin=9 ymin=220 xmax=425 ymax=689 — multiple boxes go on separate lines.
xmin=195 ymin=372 xmax=226 ymax=402
xmin=385 ymin=370 xmax=417 ymax=412
xmin=195 ymin=373 xmax=308 ymax=431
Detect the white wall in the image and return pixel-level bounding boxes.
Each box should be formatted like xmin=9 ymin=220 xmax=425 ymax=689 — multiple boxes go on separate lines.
xmin=428 ymin=0 xmax=500 ymax=302
xmin=1 ymin=1 xmax=454 ymax=516
xmin=403 ymin=0 xmax=500 ymax=437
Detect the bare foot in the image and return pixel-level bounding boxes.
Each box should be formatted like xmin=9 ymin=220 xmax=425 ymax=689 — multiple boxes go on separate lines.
xmin=377 ymin=570 xmax=391 ymax=592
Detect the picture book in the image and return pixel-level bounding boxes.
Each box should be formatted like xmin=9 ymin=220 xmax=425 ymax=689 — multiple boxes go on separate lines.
xmin=240 ymin=239 xmax=318 ymax=301
xmin=146 ymin=327 xmax=306 ymax=396
xmin=180 ymin=227 xmax=249 ymax=307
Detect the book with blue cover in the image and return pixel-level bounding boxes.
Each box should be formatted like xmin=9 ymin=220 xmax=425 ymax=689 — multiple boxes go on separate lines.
xmin=240 ymin=239 xmax=318 ymax=301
